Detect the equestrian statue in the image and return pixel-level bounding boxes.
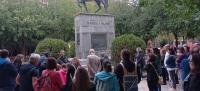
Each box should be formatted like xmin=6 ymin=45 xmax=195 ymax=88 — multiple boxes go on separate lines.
xmin=77 ymin=0 xmax=108 ymax=13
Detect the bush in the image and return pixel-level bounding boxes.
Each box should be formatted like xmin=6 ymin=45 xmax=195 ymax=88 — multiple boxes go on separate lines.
xmin=111 ymin=34 xmax=146 ymax=65
xmin=67 ymin=41 xmax=75 ymax=58
xmin=35 ymin=38 xmax=68 ymax=58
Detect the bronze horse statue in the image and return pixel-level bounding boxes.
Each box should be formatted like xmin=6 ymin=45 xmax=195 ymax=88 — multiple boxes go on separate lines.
xmin=77 ymin=0 xmax=108 ymax=13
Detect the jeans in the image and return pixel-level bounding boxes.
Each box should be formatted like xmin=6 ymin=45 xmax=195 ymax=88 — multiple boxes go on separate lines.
xmin=161 ymin=67 xmax=168 ymax=84
xmin=147 ymin=82 xmax=158 ymax=91
xmin=168 ymin=70 xmax=176 ymax=89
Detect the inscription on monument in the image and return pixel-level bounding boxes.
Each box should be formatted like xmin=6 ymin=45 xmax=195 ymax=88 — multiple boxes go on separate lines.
xmin=91 ymin=34 xmax=107 ymax=51
xmin=87 ymin=20 xmax=112 ymax=25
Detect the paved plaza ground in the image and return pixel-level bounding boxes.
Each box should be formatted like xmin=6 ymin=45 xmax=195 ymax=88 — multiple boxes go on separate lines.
xmin=138 ymin=79 xmax=182 ymax=91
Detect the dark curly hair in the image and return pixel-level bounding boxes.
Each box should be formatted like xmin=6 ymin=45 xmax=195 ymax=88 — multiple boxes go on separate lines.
xmin=46 ymin=57 xmax=57 ymax=70
xmin=121 ymin=49 xmax=130 ymax=61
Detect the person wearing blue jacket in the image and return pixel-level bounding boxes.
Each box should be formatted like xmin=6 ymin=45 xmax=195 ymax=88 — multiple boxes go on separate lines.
xmin=0 ymin=49 xmax=18 ymax=91
xmin=180 ymin=58 xmax=190 ymax=82
xmin=94 ymin=60 xmax=120 ymax=91
xmin=166 ymin=48 xmax=177 ymax=91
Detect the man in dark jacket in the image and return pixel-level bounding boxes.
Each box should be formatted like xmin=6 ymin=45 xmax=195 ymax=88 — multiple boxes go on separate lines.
xmin=0 ymin=49 xmax=18 ymax=91
xmin=57 ymin=50 xmax=69 ymax=65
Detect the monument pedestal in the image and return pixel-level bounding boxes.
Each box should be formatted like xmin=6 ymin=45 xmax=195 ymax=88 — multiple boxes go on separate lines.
xmin=75 ymin=13 xmax=115 ymax=59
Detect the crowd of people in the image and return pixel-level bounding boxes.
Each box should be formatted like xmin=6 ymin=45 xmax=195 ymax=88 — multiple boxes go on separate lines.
xmin=139 ymin=42 xmax=200 ymax=91
xmin=0 ymin=41 xmax=200 ymax=91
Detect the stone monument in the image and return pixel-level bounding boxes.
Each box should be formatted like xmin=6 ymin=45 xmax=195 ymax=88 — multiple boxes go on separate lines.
xmin=75 ymin=13 xmax=115 ymax=59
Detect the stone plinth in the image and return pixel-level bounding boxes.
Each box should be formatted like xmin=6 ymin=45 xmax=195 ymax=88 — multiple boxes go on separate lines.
xmin=75 ymin=13 xmax=115 ymax=59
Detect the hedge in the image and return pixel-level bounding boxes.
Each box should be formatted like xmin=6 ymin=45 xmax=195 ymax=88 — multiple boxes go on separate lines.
xmin=111 ymin=34 xmax=146 ymax=65
xmin=35 ymin=38 xmax=68 ymax=58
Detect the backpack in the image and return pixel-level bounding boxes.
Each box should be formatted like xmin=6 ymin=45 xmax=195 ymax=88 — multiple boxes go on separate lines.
xmin=33 ymin=72 xmax=54 ymax=91
xmin=120 ymin=61 xmax=138 ymax=91
xmin=39 ymin=74 xmax=53 ymax=90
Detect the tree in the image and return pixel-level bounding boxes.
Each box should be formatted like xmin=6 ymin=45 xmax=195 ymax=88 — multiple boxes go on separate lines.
xmin=0 ymin=0 xmax=79 ymax=55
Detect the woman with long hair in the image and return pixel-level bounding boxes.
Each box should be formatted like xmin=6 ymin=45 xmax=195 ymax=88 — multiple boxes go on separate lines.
xmin=72 ymin=67 xmax=95 ymax=91
xmin=40 ymin=57 xmax=63 ymax=91
xmin=13 ymin=54 xmax=24 ymax=73
xmin=114 ymin=49 xmax=141 ymax=91
xmin=145 ymin=54 xmax=159 ymax=91
xmin=13 ymin=54 xmax=24 ymax=91
xmin=187 ymin=53 xmax=200 ymax=91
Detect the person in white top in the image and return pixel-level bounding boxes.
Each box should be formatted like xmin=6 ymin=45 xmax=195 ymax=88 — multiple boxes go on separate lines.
xmin=164 ymin=44 xmax=170 ymax=67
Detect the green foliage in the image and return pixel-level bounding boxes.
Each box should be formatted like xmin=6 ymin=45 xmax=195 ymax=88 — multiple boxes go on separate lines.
xmin=35 ymin=38 xmax=68 ymax=58
xmin=67 ymin=41 xmax=75 ymax=58
xmin=0 ymin=0 xmax=78 ymax=54
xmin=110 ymin=0 xmax=200 ymax=43
xmin=1 ymin=0 xmax=200 ymax=55
xmin=160 ymin=39 xmax=168 ymax=47
xmin=111 ymin=34 xmax=146 ymax=64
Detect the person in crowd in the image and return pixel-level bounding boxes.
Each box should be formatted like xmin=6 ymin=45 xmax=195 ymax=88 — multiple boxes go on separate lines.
xmin=114 ymin=49 xmax=141 ymax=91
xmin=61 ymin=63 xmax=75 ymax=91
xmin=165 ymin=48 xmax=177 ymax=91
xmin=179 ymin=46 xmax=190 ymax=88
xmin=176 ymin=47 xmax=187 ymax=84
xmin=57 ymin=64 xmax=62 ymax=71
xmin=164 ymin=44 xmax=171 ymax=81
xmin=0 ymin=49 xmax=18 ymax=91
xmin=71 ymin=57 xmax=81 ymax=69
xmin=13 ymin=54 xmax=24 ymax=91
xmin=153 ymin=48 xmax=162 ymax=91
xmin=183 ymin=45 xmax=190 ymax=58
xmin=72 ymin=67 xmax=96 ymax=91
xmin=40 ymin=57 xmax=63 ymax=91
xmin=66 ymin=63 xmax=76 ymax=78
xmin=59 ymin=64 xmax=68 ymax=87
xmin=38 ymin=52 xmax=48 ymax=76
xmin=145 ymin=48 xmax=153 ymax=65
xmin=164 ymin=44 xmax=170 ymax=67
xmin=145 ymin=54 xmax=159 ymax=91
xmin=100 ymin=54 xmax=109 ymax=71
xmin=136 ymin=47 xmax=145 ymax=78
xmin=176 ymin=47 xmax=187 ymax=71
xmin=13 ymin=54 xmax=24 ymax=73
xmin=183 ymin=47 xmax=200 ymax=91
xmin=184 ymin=53 xmax=200 ymax=91
xmin=87 ymin=49 xmax=101 ymax=80
xmin=16 ymin=53 xmax=40 ymax=91
xmin=180 ymin=55 xmax=190 ymax=88
xmin=57 ymin=50 xmax=69 ymax=65
xmin=94 ymin=60 xmax=120 ymax=91
xmin=187 ymin=39 xmax=195 ymax=52
xmin=160 ymin=46 xmax=168 ymax=85
xmin=153 ymin=48 xmax=162 ymax=75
